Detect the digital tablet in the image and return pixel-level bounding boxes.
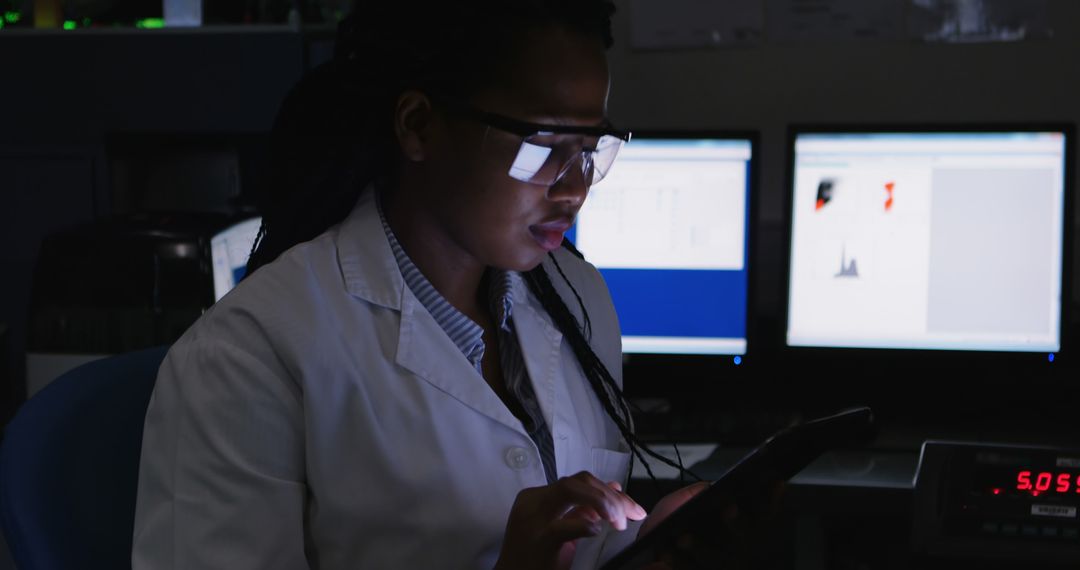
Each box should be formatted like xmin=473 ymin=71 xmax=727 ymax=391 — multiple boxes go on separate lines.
xmin=601 ymin=406 xmax=876 ymax=570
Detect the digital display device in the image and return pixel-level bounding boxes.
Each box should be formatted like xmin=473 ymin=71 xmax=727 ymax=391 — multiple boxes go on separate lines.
xmin=1013 ymin=471 xmax=1080 ymax=498
xmin=786 ymin=129 xmax=1070 ymax=356
xmin=914 ymin=441 xmax=1080 ymax=563
xmin=603 ymin=406 xmax=876 ymax=569
xmin=211 ymin=216 xmax=261 ymax=302
xmin=960 ymin=448 xmax=1080 ymax=500
xmin=568 ymin=135 xmax=754 ymax=356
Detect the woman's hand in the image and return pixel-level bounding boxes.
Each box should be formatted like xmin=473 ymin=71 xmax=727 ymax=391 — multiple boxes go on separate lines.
xmin=494 ymin=471 xmax=647 ymax=570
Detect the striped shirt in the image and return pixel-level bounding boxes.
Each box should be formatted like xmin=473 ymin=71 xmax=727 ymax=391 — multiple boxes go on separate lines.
xmin=376 ymin=196 xmax=558 ymax=484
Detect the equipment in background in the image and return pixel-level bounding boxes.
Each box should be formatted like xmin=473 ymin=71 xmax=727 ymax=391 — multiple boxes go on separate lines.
xmin=786 ymin=128 xmax=1070 ymax=356
xmin=569 ymin=133 xmax=756 ymax=358
xmin=913 ymin=440 xmax=1080 ymax=564
xmin=567 ymin=133 xmax=757 ymax=439
xmin=21 ymin=131 xmax=267 ymax=399
xmin=782 ymin=127 xmax=1073 ymax=402
xmin=25 ymin=213 xmax=260 ymax=397
xmin=211 ymin=217 xmax=262 ymax=302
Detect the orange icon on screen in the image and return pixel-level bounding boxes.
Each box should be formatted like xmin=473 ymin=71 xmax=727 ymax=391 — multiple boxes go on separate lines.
xmin=815 ymin=179 xmax=834 ymax=211
xmin=884 ymin=181 xmax=895 ymax=212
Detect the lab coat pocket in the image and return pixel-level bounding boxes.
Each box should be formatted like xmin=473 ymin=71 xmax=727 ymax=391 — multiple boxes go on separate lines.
xmin=590 ymin=447 xmax=632 ymax=487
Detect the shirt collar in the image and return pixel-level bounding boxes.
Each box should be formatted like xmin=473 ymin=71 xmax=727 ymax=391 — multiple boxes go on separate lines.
xmin=376 ymin=191 xmax=519 ymax=365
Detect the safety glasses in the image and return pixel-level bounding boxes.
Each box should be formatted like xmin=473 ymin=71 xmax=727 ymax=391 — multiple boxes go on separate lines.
xmin=439 ymin=100 xmax=631 ymax=187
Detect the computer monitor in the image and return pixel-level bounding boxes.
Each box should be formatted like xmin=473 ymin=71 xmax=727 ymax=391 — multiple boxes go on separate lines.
xmin=211 ymin=216 xmax=262 ymax=302
xmin=568 ymin=133 xmax=755 ymax=359
xmin=784 ymin=127 xmax=1072 ymax=369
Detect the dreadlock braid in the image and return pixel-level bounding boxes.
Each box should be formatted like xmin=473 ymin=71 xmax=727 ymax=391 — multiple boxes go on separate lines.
xmin=524 ymin=249 xmax=702 ymax=488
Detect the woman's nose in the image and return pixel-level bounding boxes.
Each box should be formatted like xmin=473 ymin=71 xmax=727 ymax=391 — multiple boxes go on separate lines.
xmin=546 ymin=153 xmax=590 ymax=205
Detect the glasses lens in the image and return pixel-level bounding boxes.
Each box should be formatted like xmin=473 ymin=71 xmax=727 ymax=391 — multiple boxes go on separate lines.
xmin=509 ymin=133 xmax=625 ymax=187
xmin=589 ymin=135 xmax=624 ymax=185
xmin=507 ymin=140 xmax=553 ymax=182
xmin=509 ymin=134 xmax=582 ymax=185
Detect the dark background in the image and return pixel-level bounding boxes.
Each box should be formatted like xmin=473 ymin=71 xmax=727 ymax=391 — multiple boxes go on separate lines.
xmin=3 ymin=2 xmax=1080 ymax=569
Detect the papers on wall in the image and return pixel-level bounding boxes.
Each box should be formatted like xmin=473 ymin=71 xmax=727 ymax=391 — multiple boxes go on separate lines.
xmin=629 ymin=0 xmax=764 ymax=50
xmin=627 ymin=0 xmax=1052 ymax=50
xmin=908 ymin=0 xmax=1053 ymax=43
xmin=767 ymin=0 xmax=906 ymax=42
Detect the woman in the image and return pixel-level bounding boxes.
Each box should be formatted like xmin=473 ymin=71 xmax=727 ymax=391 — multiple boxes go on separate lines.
xmin=132 ymin=1 xmax=703 ymax=568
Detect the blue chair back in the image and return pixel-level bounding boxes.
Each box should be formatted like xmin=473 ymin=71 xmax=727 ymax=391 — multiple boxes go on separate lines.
xmin=0 ymin=346 xmax=169 ymax=570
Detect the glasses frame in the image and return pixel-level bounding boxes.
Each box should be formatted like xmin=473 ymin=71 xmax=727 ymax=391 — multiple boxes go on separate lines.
xmin=434 ymin=98 xmax=632 ymax=187
xmin=436 ymin=98 xmax=632 ymax=145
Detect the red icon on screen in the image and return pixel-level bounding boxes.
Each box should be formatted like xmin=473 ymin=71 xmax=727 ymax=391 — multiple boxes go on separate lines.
xmin=816 ymin=179 xmax=834 ymax=211
xmin=884 ymin=182 xmax=895 ymax=212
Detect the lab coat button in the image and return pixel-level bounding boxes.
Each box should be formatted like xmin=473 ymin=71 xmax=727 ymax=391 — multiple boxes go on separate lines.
xmin=505 ymin=447 xmax=530 ymax=469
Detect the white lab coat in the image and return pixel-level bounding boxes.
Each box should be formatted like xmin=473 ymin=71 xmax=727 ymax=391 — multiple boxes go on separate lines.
xmin=132 ymin=189 xmax=637 ymax=569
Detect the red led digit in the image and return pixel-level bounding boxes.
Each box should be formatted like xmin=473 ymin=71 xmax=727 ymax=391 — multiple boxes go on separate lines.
xmin=1057 ymin=473 xmax=1071 ymax=493
xmin=1017 ymin=470 xmax=1032 ymax=490
xmin=1036 ymin=472 xmax=1052 ymax=492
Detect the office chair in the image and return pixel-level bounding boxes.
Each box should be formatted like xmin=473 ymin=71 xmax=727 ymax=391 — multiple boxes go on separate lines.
xmin=0 ymin=345 xmax=169 ymax=570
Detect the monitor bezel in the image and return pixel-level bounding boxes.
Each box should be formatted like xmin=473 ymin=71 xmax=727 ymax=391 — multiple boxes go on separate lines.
xmin=590 ymin=129 xmax=760 ymax=401
xmin=210 ymin=215 xmax=263 ymax=302
xmin=780 ymin=123 xmax=1075 ymax=382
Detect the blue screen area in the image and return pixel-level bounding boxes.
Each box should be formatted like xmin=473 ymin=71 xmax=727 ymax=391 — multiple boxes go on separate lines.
xmin=567 ymin=138 xmax=752 ymax=355
xmin=211 ymin=217 xmax=262 ymax=302
xmin=596 ymin=269 xmax=748 ymax=339
xmin=232 ymin=266 xmax=248 ymax=286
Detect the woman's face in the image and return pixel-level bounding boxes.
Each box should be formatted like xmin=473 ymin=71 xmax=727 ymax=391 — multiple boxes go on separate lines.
xmin=419 ymin=26 xmax=612 ymax=272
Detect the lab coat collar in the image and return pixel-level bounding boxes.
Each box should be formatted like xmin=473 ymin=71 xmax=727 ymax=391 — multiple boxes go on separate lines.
xmin=335 ymin=189 xmax=405 ymax=311
xmin=336 ymin=189 xmax=565 ymax=438
xmin=393 ymin=267 xmax=566 ymax=437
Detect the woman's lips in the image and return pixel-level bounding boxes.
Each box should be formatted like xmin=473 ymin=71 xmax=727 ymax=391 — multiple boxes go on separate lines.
xmin=529 ymin=219 xmax=573 ymax=251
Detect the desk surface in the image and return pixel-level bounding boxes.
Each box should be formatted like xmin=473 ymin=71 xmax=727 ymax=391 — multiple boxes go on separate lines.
xmin=633 ymin=444 xmax=918 ymax=490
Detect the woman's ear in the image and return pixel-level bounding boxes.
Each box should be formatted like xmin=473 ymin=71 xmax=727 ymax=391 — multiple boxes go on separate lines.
xmin=394 ymin=90 xmax=436 ymax=162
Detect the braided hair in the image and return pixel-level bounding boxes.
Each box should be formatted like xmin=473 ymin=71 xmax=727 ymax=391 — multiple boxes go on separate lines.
xmin=247 ymin=0 xmax=694 ymax=486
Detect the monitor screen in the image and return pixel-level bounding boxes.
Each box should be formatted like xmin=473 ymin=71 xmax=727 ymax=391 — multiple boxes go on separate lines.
xmin=211 ymin=216 xmax=262 ymax=302
xmin=786 ymin=130 xmax=1068 ymax=354
xmin=568 ymin=135 xmax=754 ymax=356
